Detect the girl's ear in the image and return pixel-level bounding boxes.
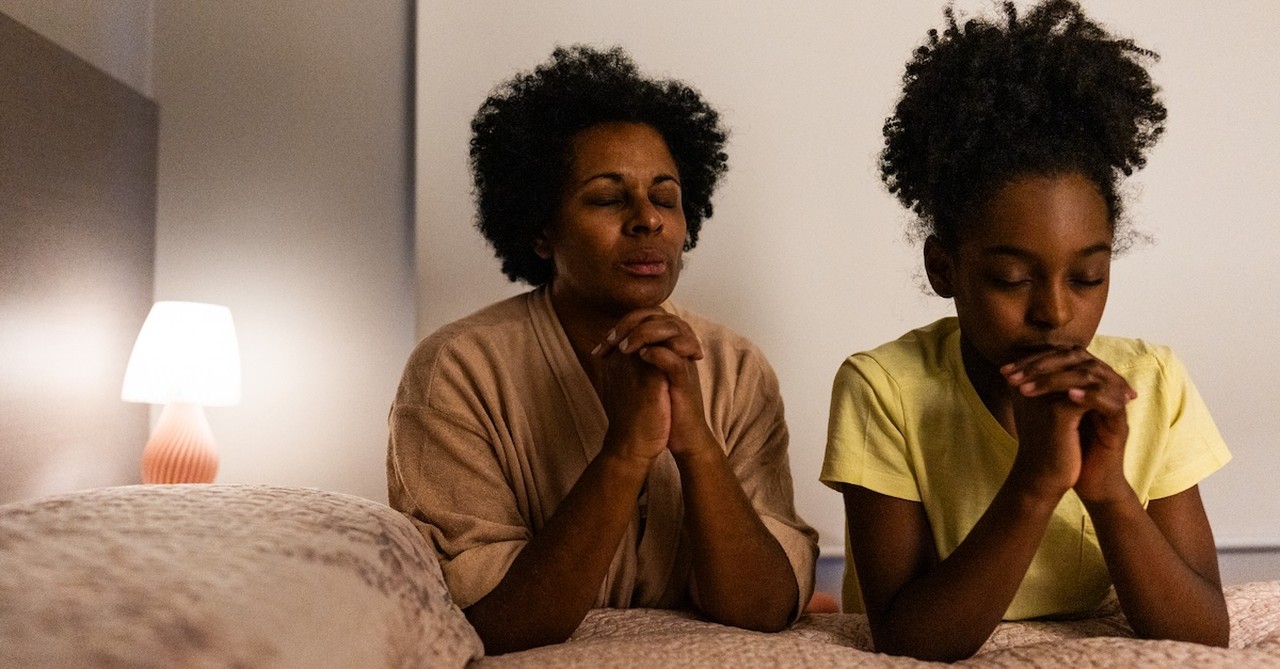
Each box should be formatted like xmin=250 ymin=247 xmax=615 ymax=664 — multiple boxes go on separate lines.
xmin=923 ymin=236 xmax=955 ymax=298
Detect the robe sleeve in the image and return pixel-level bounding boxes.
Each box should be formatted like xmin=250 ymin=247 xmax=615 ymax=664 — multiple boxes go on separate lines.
xmin=719 ymin=345 xmax=820 ymax=619
xmin=386 ymin=342 xmax=529 ymax=610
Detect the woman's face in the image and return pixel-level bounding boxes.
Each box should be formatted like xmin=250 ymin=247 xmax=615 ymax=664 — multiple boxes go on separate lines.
xmin=539 ymin=122 xmax=687 ymax=318
xmin=926 ymin=172 xmax=1114 ymax=370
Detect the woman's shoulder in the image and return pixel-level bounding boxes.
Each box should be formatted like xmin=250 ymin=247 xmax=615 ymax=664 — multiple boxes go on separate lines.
xmin=666 ymin=302 xmax=776 ymax=379
xmin=667 ymin=302 xmax=752 ymax=346
xmin=399 ymin=291 xmax=539 ymax=386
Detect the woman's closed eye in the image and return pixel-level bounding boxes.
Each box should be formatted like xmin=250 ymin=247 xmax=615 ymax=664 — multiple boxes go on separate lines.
xmin=649 ymin=184 xmax=681 ymax=209
xmin=584 ymin=190 xmax=624 ymax=207
xmin=650 ymin=195 xmax=679 ymax=209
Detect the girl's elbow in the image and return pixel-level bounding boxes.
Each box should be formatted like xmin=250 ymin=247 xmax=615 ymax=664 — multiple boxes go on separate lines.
xmin=1132 ymin=617 xmax=1230 ymax=649
xmin=871 ymin=627 xmax=983 ymax=663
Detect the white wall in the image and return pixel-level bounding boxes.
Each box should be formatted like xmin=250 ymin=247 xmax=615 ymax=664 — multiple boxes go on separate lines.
xmin=153 ymin=2 xmax=415 ymax=502
xmin=0 ymin=0 xmax=153 ymax=96
xmin=3 ymin=2 xmax=416 ymax=505
xmin=418 ymin=1 xmax=1280 ymax=553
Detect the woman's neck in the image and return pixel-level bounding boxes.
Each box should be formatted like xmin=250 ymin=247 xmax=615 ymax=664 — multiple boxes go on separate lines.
xmin=546 ymin=288 xmax=620 ymax=392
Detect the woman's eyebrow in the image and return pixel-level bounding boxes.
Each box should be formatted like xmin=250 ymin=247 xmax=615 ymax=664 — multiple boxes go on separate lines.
xmin=577 ymin=172 xmax=682 ymax=188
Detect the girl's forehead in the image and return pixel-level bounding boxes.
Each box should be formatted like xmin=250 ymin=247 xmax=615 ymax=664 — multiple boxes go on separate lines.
xmin=958 ymin=173 xmax=1113 ymax=259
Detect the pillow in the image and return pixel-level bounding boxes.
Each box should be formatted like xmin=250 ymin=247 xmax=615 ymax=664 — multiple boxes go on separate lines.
xmin=0 ymin=484 xmax=483 ymax=668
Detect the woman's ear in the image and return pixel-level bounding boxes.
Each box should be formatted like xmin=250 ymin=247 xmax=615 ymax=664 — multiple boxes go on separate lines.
xmin=923 ymin=236 xmax=955 ymax=299
xmin=533 ymin=229 xmax=553 ymax=260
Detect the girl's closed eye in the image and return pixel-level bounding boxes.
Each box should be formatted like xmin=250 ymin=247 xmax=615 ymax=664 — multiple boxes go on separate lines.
xmin=1071 ymin=275 xmax=1107 ymax=287
xmin=1069 ymin=263 xmax=1110 ymax=288
xmin=985 ymin=271 xmax=1033 ymax=289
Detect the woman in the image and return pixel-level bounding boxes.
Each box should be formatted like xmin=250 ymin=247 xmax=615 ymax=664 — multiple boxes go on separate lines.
xmin=388 ymin=45 xmax=817 ymax=655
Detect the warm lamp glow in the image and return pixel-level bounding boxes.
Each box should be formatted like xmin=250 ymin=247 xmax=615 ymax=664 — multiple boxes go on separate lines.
xmin=122 ymin=301 xmax=241 ymax=484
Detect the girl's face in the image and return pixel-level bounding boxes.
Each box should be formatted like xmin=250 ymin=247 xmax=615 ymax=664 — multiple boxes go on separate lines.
xmin=925 ymin=172 xmax=1113 ymax=370
xmin=538 ymin=122 xmax=687 ymax=319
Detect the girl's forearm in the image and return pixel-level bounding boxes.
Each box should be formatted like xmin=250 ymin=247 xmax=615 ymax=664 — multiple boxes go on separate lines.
xmin=872 ymin=484 xmax=1060 ymax=661
xmin=1084 ymin=491 xmax=1229 ymax=647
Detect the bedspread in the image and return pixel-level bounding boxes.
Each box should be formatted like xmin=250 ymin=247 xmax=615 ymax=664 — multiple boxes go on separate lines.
xmin=1 ymin=483 xmax=1277 ymax=668
xmin=478 ymin=581 xmax=1280 ymax=667
xmin=0 ymin=484 xmax=483 ymax=668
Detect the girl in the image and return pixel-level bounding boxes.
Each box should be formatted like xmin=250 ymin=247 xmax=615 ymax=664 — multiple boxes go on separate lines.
xmin=820 ymin=1 xmax=1231 ymax=661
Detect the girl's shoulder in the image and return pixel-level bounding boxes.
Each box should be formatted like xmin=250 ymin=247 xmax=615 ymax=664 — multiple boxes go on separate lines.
xmin=1088 ymin=334 xmax=1180 ymax=376
xmin=837 ymin=318 xmax=961 ymax=389
xmin=1089 ymin=335 xmax=1204 ymax=402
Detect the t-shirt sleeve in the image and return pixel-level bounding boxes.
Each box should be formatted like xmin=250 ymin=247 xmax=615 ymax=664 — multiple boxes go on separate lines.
xmin=820 ymin=353 xmax=921 ymax=501
xmin=386 ymin=347 xmax=529 ymax=610
xmin=721 ymin=347 xmax=819 ymax=619
xmin=1147 ymin=347 xmax=1232 ymax=500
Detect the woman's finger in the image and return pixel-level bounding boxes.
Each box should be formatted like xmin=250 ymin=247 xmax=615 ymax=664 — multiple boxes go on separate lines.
xmin=595 ymin=310 xmax=703 ymax=360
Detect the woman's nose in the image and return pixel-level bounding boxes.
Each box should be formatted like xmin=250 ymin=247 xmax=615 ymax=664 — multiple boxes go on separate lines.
xmin=625 ymin=199 xmax=664 ymax=235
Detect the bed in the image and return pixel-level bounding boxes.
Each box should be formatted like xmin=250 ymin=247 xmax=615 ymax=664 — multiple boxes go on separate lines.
xmin=2 ymin=483 xmax=1277 ymax=668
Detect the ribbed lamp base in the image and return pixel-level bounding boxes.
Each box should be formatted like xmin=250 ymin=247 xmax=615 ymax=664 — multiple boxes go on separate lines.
xmin=140 ymin=403 xmax=219 ymax=484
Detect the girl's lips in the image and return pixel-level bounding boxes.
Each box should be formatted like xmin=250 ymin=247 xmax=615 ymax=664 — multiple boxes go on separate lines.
xmin=1008 ymin=342 xmax=1081 ymax=361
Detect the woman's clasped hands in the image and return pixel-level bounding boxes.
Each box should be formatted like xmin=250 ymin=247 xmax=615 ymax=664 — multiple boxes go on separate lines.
xmin=592 ymin=307 xmax=714 ymax=464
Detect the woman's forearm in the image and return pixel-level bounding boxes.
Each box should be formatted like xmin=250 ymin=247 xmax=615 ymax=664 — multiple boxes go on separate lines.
xmin=675 ymin=440 xmax=799 ymax=632
xmin=465 ymin=449 xmax=651 ymax=654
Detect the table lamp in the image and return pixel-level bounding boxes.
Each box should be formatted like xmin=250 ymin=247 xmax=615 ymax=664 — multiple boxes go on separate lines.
xmin=121 ymin=301 xmax=241 ymax=484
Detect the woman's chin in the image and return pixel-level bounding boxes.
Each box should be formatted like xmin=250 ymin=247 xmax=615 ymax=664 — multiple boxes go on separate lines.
xmin=605 ymin=283 xmax=675 ymax=314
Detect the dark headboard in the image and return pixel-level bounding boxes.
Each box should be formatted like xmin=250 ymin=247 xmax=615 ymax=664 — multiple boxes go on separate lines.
xmin=0 ymin=12 xmax=157 ymax=503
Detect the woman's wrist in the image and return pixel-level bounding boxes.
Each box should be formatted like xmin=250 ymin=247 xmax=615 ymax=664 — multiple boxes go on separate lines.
xmin=596 ymin=439 xmax=659 ymax=481
xmin=668 ymin=424 xmax=723 ymax=467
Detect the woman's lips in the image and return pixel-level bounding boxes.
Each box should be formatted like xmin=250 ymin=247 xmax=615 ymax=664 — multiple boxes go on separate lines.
xmin=620 ymin=252 xmax=669 ymax=276
xmin=622 ymin=260 xmax=667 ymax=276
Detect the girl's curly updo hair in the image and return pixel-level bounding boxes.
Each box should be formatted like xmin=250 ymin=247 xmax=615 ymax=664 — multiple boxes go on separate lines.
xmin=469 ymin=45 xmax=729 ymax=286
xmin=880 ymin=0 xmax=1167 ymax=251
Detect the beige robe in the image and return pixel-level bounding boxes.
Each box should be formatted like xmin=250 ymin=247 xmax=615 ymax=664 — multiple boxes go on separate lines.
xmin=387 ymin=287 xmax=817 ymax=614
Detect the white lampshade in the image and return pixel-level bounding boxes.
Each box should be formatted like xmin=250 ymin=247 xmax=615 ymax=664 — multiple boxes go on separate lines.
xmin=121 ymin=301 xmax=241 ymax=406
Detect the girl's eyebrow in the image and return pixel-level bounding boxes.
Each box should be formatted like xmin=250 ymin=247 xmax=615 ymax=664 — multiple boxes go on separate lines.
xmin=981 ymin=242 xmax=1113 ymax=259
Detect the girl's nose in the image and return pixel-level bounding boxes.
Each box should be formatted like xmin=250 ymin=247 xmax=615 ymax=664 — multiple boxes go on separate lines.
xmin=1028 ymin=282 xmax=1072 ymax=329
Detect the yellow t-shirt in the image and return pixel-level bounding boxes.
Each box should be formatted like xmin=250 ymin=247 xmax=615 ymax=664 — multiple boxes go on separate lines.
xmin=820 ymin=317 xmax=1231 ymax=619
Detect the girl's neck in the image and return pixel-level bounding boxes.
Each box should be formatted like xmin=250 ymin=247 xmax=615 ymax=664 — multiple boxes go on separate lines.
xmin=959 ymin=334 xmax=1018 ymax=437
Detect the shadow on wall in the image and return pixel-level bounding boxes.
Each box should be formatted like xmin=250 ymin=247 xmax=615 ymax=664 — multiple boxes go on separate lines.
xmin=0 ymin=13 xmax=157 ymax=503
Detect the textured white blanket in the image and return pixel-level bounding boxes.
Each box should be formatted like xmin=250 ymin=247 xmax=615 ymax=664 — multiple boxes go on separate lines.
xmin=2 ymin=484 xmax=1277 ymax=668
xmin=0 ymin=484 xmax=483 ymax=668
xmin=480 ymin=581 xmax=1280 ymax=667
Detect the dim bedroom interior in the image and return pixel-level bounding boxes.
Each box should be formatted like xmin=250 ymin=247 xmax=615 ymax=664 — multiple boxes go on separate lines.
xmin=2 ymin=3 xmax=1279 ymax=668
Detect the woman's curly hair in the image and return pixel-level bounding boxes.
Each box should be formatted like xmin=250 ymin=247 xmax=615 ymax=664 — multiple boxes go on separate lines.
xmin=880 ymin=0 xmax=1167 ymax=251
xmin=470 ymin=45 xmax=729 ymax=285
